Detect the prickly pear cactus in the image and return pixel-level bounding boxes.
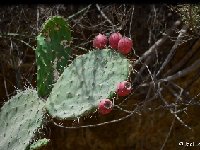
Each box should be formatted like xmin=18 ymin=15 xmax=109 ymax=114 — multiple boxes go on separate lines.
xmin=29 ymin=138 xmax=50 ymax=150
xmin=36 ymin=16 xmax=72 ymax=98
xmin=45 ymin=49 xmax=131 ymax=120
xmin=0 ymin=89 xmax=45 ymax=150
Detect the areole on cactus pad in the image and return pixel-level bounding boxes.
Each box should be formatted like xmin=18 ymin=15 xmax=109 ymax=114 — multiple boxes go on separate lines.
xmin=45 ymin=49 xmax=131 ymax=120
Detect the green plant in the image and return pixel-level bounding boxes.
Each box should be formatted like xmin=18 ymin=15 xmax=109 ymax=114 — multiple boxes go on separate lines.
xmin=176 ymin=4 xmax=200 ymax=31
xmin=29 ymin=138 xmax=50 ymax=150
xmin=45 ymin=49 xmax=130 ymax=119
xmin=0 ymin=16 xmax=132 ymax=150
xmin=0 ymin=89 xmax=45 ymax=150
xmin=36 ymin=16 xmax=72 ymax=98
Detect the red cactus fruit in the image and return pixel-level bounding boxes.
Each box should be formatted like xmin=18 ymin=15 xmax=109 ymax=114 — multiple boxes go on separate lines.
xmin=109 ymin=32 xmax=122 ymax=49
xmin=117 ymin=37 xmax=133 ymax=54
xmin=98 ymin=99 xmax=113 ymax=115
xmin=93 ymin=33 xmax=107 ymax=49
xmin=116 ymin=81 xmax=132 ymax=96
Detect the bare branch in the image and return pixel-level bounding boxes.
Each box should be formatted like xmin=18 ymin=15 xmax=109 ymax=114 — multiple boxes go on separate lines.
xmin=163 ymin=58 xmax=200 ymax=82
xmin=165 ymin=38 xmax=200 ymax=77
xmin=156 ymin=25 xmax=188 ymax=77
xmin=158 ymin=83 xmax=191 ymax=130
xmin=141 ymin=57 xmax=200 ymax=87
xmin=129 ymin=6 xmax=135 ymax=39
xmin=96 ymin=4 xmax=115 ymax=28
xmin=53 ymin=106 xmax=138 ymax=129
xmin=68 ymin=5 xmax=92 ymax=20
xmin=133 ymin=20 xmax=181 ymax=66
xmin=160 ymin=117 xmax=175 ymax=150
xmin=36 ymin=6 xmax=40 ymax=32
xmin=133 ymin=56 xmax=153 ymax=83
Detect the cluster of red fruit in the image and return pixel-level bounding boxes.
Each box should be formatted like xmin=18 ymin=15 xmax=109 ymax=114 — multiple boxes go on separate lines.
xmin=93 ymin=32 xmax=133 ymax=115
xmin=98 ymin=81 xmax=132 ymax=115
xmin=93 ymin=32 xmax=133 ymax=55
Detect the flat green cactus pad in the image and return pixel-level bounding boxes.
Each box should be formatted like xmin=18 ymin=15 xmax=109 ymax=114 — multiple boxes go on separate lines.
xmin=0 ymin=89 xmax=45 ymax=150
xmin=46 ymin=49 xmax=131 ymax=120
xmin=29 ymin=138 xmax=50 ymax=150
xmin=36 ymin=16 xmax=72 ymax=98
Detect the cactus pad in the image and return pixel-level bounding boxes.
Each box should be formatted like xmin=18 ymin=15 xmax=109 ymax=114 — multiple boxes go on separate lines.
xmin=0 ymin=89 xmax=45 ymax=150
xmin=36 ymin=16 xmax=72 ymax=97
xmin=29 ymin=138 xmax=50 ymax=150
xmin=46 ymin=49 xmax=131 ymax=120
